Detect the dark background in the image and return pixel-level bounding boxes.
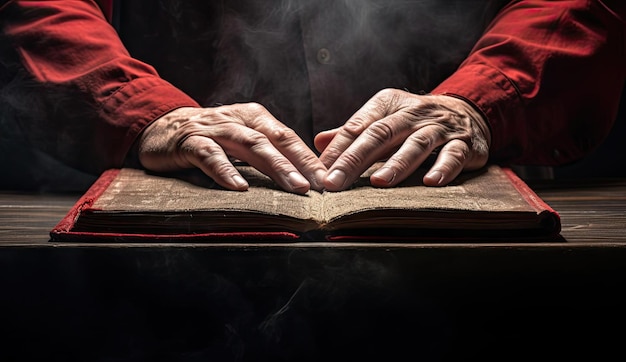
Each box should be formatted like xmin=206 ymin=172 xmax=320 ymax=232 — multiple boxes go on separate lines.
xmin=552 ymin=89 xmax=626 ymax=179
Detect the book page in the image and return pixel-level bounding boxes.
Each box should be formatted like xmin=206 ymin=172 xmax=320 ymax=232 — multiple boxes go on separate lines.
xmin=92 ymin=168 xmax=324 ymax=222
xmin=320 ymin=165 xmax=536 ymax=223
xmin=83 ymin=164 xmax=551 ymax=235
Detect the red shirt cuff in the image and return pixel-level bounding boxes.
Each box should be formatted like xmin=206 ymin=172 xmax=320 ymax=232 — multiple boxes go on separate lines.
xmin=99 ymin=76 xmax=200 ymax=166
xmin=432 ymin=63 xmax=525 ymax=161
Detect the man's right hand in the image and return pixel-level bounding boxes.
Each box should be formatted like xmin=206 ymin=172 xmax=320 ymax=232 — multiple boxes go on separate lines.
xmin=137 ymin=104 xmax=327 ymax=194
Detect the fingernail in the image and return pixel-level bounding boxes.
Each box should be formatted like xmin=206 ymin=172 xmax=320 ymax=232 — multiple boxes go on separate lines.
xmin=232 ymin=175 xmax=249 ymax=189
xmin=326 ymin=169 xmax=347 ymax=189
xmin=425 ymin=170 xmax=444 ymax=185
xmin=311 ymin=169 xmax=327 ymax=191
xmin=372 ymin=167 xmax=396 ymax=184
xmin=287 ymin=171 xmax=310 ymax=191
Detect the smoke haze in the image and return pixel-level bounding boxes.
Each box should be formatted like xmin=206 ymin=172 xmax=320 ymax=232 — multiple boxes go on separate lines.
xmin=1 ymin=0 xmax=507 ymax=190
xmin=119 ymin=0 xmax=504 ymax=142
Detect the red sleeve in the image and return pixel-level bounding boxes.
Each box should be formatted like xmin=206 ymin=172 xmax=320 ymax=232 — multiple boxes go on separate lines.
xmin=432 ymin=0 xmax=626 ymax=166
xmin=0 ymin=0 xmax=199 ymax=172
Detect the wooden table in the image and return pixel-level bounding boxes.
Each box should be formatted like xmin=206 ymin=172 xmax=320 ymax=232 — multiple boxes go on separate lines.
xmin=1 ymin=179 xmax=626 ymax=361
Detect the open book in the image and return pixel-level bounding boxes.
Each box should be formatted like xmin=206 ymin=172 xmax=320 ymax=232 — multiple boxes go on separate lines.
xmin=50 ymin=164 xmax=561 ymax=242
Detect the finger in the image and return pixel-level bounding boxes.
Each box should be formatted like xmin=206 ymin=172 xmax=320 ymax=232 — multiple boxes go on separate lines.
xmin=422 ymin=139 xmax=472 ymax=186
xmin=213 ymin=126 xmax=312 ymax=194
xmin=318 ymin=98 xmax=388 ymax=168
xmin=324 ymin=114 xmax=414 ymax=191
xmin=313 ymin=128 xmax=339 ymax=153
xmin=369 ymin=124 xmax=448 ymax=187
xmin=243 ymin=107 xmax=327 ymax=191
xmin=263 ymin=126 xmax=327 ymax=191
xmin=180 ymin=135 xmax=249 ymax=191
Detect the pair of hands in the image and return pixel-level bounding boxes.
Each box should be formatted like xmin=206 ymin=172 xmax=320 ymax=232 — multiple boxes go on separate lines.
xmin=137 ymin=89 xmax=491 ymax=194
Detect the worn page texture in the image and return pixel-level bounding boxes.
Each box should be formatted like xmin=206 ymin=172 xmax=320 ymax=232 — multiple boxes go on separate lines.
xmin=321 ymin=165 xmax=535 ymax=223
xmin=92 ymin=168 xmax=323 ymax=222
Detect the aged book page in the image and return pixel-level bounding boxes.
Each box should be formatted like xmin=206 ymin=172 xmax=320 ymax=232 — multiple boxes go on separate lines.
xmin=57 ymin=161 xmax=561 ymax=241
xmin=88 ymin=167 xmax=324 ymax=232
xmin=85 ymin=164 xmax=539 ymax=233
xmin=92 ymin=167 xmax=318 ymax=219
xmin=318 ymin=165 xmax=540 ymax=230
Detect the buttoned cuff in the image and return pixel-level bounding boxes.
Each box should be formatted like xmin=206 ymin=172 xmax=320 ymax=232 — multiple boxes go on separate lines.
xmin=99 ymin=76 xmax=200 ymax=166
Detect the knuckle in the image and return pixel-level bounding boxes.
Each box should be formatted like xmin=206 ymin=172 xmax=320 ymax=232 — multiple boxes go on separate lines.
xmin=364 ymin=121 xmax=395 ymax=145
xmin=387 ymin=156 xmax=413 ymax=174
xmin=213 ymin=105 xmax=237 ymax=120
xmin=405 ymin=133 xmax=435 ymax=151
xmin=342 ymin=118 xmax=368 ymax=138
xmin=242 ymin=132 xmax=271 ymax=150
xmin=266 ymin=155 xmax=292 ymax=174
xmin=205 ymin=160 xmax=235 ymax=177
xmin=337 ymin=150 xmax=364 ymax=170
xmin=182 ymin=136 xmax=215 ymax=158
xmin=244 ymin=102 xmax=267 ymax=114
xmin=442 ymin=142 xmax=471 ymax=168
xmin=319 ymin=145 xmax=344 ymax=165
xmin=270 ymin=127 xmax=298 ymax=144
xmin=448 ymin=147 xmax=470 ymax=163
xmin=177 ymin=136 xmax=223 ymax=169
xmin=177 ymin=135 xmax=199 ymax=154
xmin=375 ymin=88 xmax=403 ymax=108
xmin=375 ymin=88 xmax=398 ymax=100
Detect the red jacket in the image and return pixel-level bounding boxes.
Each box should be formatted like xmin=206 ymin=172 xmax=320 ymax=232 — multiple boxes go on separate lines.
xmin=0 ymin=0 xmax=624 ymax=175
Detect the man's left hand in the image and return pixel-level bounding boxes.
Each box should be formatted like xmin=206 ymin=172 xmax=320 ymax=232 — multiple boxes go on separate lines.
xmin=314 ymin=89 xmax=491 ymax=191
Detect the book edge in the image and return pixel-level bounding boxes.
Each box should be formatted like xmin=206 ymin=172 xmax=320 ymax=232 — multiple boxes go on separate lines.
xmin=49 ymin=168 xmax=122 ymax=240
xmin=501 ymin=167 xmax=562 ymax=234
xmin=50 ymin=230 xmax=300 ymax=242
xmin=49 ymin=168 xmax=302 ymax=242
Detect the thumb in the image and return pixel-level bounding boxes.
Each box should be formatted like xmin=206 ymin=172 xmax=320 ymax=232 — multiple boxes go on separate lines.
xmin=314 ymin=128 xmax=340 ymax=153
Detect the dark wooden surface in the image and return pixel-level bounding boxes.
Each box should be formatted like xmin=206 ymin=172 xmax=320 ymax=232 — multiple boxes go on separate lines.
xmin=1 ymin=179 xmax=626 ymax=361
xmin=2 ymin=178 xmax=625 ymax=245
